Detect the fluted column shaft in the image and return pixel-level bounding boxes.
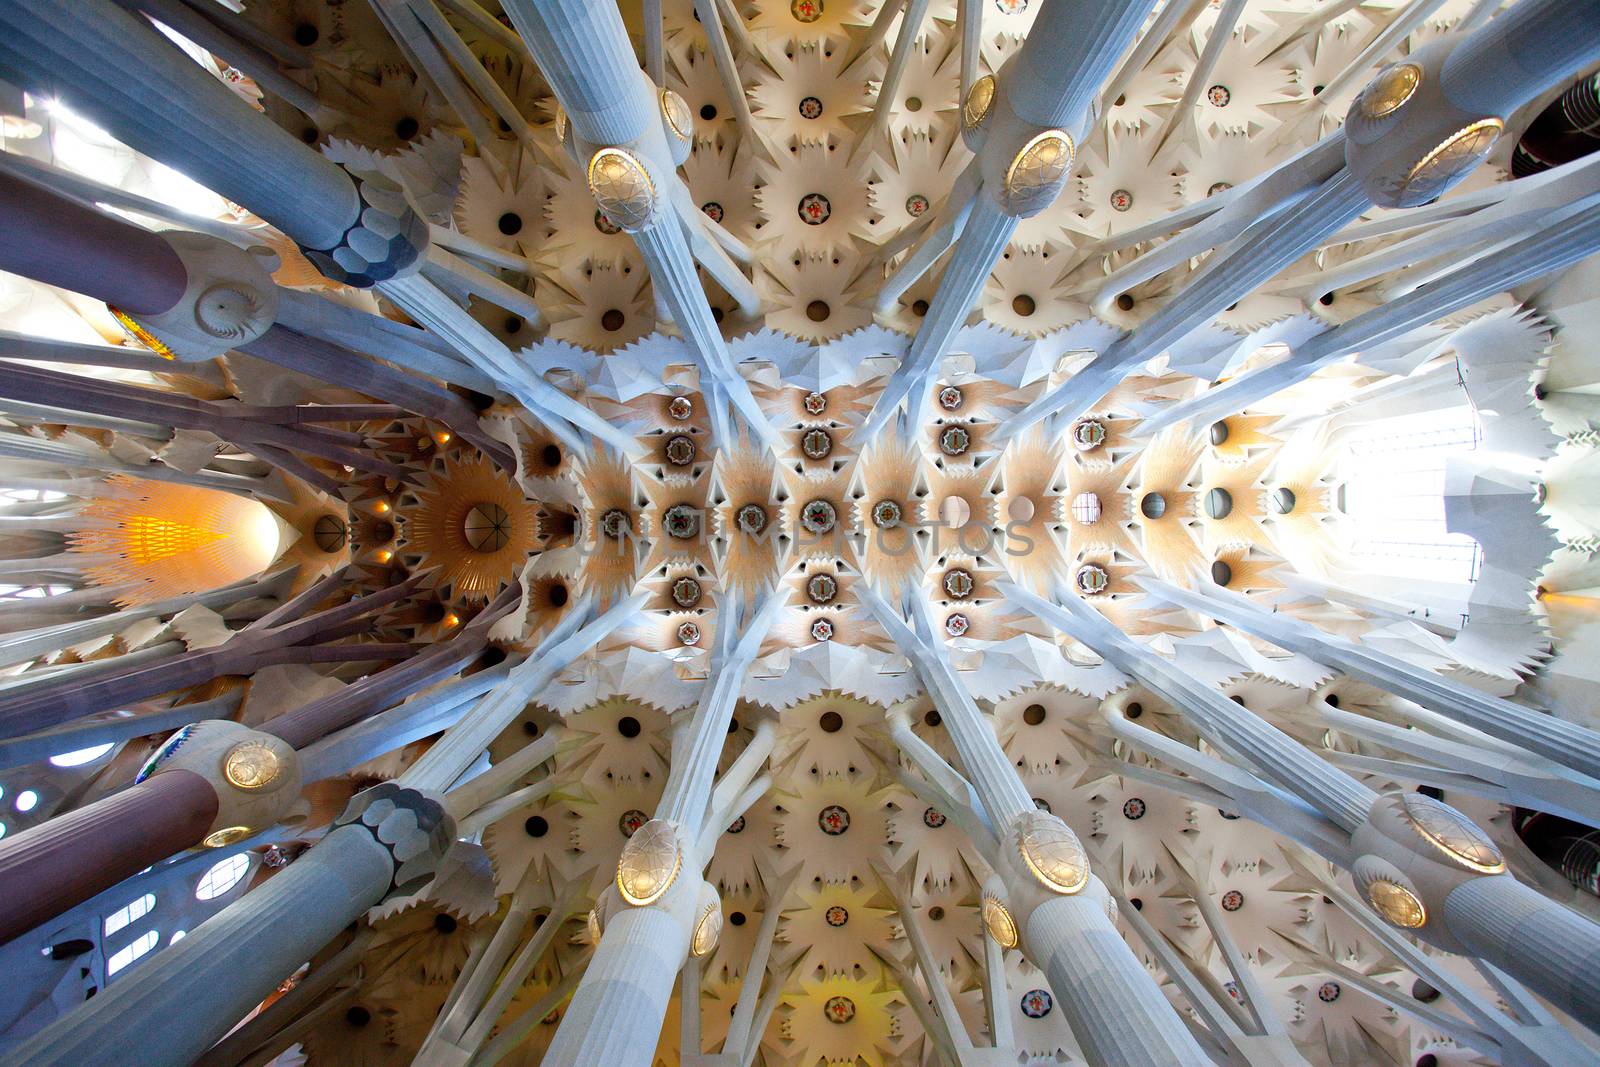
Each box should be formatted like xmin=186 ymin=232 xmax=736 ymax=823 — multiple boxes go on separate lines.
xmin=1441 ymin=0 xmax=1600 ymax=117
xmin=0 ymin=783 xmax=450 ymax=1067
xmin=0 ymin=171 xmax=186 ymax=315
xmin=1147 ymin=578 xmax=1600 ymax=782
xmin=0 ymin=822 xmax=390 ymax=1067
xmin=0 ymin=769 xmax=216 ymax=945
xmin=1442 ymin=874 xmax=1600 ymax=1028
xmin=0 ymin=0 xmax=359 ymax=251
xmin=1150 ymin=199 xmax=1600 ymax=432
xmin=1010 ymin=0 xmax=1161 ymax=128
xmin=1025 ymin=892 xmax=1203 ymax=1067
xmin=543 ymin=888 xmax=697 ymax=1067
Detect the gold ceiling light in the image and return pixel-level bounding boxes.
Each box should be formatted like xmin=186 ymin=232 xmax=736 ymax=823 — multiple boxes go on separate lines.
xmin=1366 ymin=878 xmax=1426 ymax=928
xmin=981 ymin=893 xmax=1018 ymax=948
xmin=616 ymin=819 xmax=682 ymax=906
xmin=1401 ymin=793 xmax=1505 ymax=874
xmin=691 ymin=900 xmax=723 ymax=957
xmin=962 ymin=74 xmax=996 ymax=131
xmin=661 ymin=88 xmax=693 ymax=141
xmin=1004 ymin=131 xmax=1075 ymax=216
xmin=404 ymin=455 xmax=538 ymax=601
xmin=586 ymin=907 xmax=603 ymax=945
xmin=587 ymin=147 xmax=657 ymax=232
xmin=1400 ymin=118 xmax=1503 ymax=202
xmin=1359 ymin=63 xmax=1422 ymax=119
xmin=202 ymin=826 xmax=252 ymax=848
xmin=1016 ymin=813 xmax=1089 ymax=895
xmin=222 ymin=740 xmax=284 ymax=791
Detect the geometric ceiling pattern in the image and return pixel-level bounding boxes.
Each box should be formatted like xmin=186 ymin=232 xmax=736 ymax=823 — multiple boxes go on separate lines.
xmin=0 ymin=2 xmax=1598 ymax=1067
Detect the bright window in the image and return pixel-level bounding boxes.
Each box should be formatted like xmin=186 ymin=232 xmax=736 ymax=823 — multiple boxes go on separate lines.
xmin=106 ymin=930 xmax=158 ymax=975
xmin=1343 ymin=405 xmax=1484 ymax=586
xmin=195 ymin=854 xmax=251 ymax=901
xmin=49 ymin=743 xmax=114 ymax=767
xmin=104 ymin=893 xmax=155 ymax=937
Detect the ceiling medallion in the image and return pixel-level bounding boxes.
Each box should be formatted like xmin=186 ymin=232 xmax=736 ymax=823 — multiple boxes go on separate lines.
xmin=701 ymin=201 xmax=723 ymax=223
xmin=823 ymin=995 xmax=856 ymax=1024
xmin=1359 ymin=63 xmax=1422 ymax=120
xmin=981 ymin=893 xmax=1018 ymax=948
xmin=616 ymin=819 xmax=683 ymax=905
xmin=802 ymin=428 xmax=834 ymax=460
xmin=922 ymin=807 xmax=946 ymax=828
xmin=619 ymin=808 xmax=649 ymax=837
xmin=1121 ymin=797 xmax=1145 ymax=820
xmin=663 ymin=504 xmax=701 ymax=539
xmin=939 ymin=425 xmax=970 ymax=456
xmin=798 ymin=95 xmax=824 ymax=120
xmin=1208 ymin=181 xmax=1233 ymax=196
xmin=791 ymin=0 xmax=823 ymax=23
xmin=905 ymin=193 xmax=930 ymax=217
xmin=677 ymin=621 xmax=701 ymax=645
xmin=202 ymin=826 xmax=251 ymax=848
xmin=1004 ymin=130 xmax=1075 ymax=216
xmin=736 ymin=503 xmax=769 ymax=535
xmin=668 ymin=395 xmax=693 ymax=420
xmin=802 ymin=390 xmax=828 ymax=415
xmin=727 ymin=815 xmax=745 ymax=833
xmin=871 ymin=499 xmax=902 ymax=528
xmin=810 ymin=618 xmax=835 ymax=642
xmin=1318 ymin=981 xmax=1342 ymax=1003
xmin=807 ymin=573 xmax=837 ymax=604
xmin=665 ymin=434 xmax=697 ymax=467
xmin=1221 ymin=889 xmax=1244 ymax=912
xmin=798 ymin=192 xmax=832 ymax=225
xmin=223 ymin=740 xmax=284 ymax=790
xmin=1400 ymin=119 xmax=1504 ymax=204
xmin=1400 ymin=792 xmax=1505 ymax=873
xmin=586 ymin=147 xmax=656 ymax=232
xmin=691 ymin=901 xmax=722 ymax=957
xmin=1016 ymin=812 xmax=1089 ymax=894
xmin=1109 ymin=188 xmax=1133 ymax=212
xmin=963 ymin=75 xmax=996 ymax=131
xmin=1075 ymin=563 xmax=1109 ymax=595
xmin=660 ymin=88 xmax=693 ymax=141
xmin=594 ymin=210 xmax=621 ymax=235
xmin=800 ymin=499 xmax=837 ymax=535
xmin=944 ymin=612 xmax=970 ymax=638
xmin=671 ymin=576 xmax=702 ymax=608
xmin=825 ymin=904 xmax=849 ymax=927
xmin=1020 ymin=989 xmax=1053 ymax=1018
xmin=937 ymin=385 xmax=964 ymax=411
xmin=994 ymin=0 xmax=1028 ymax=11
xmin=1207 ymin=84 xmax=1231 ymax=107
xmin=1071 ymin=418 xmax=1106 ymax=451
xmin=1366 ymin=878 xmax=1426 ymax=928
xmin=818 ymin=804 xmax=850 ymax=835
xmin=943 ymin=569 xmax=974 ymax=600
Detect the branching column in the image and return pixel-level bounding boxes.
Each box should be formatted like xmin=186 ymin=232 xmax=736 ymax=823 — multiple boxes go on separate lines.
xmin=542 ymin=594 xmax=784 ymax=1067
xmin=1004 ymin=581 xmax=1600 ymax=1029
xmin=0 ymin=783 xmax=455 ymax=1067
xmin=857 ymin=586 xmax=1205 ymax=1066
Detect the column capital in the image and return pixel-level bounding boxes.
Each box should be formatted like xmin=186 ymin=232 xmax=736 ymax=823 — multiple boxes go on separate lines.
xmin=115 ymin=231 xmax=279 ymax=362
xmin=1350 ymin=790 xmax=1506 ymax=952
xmin=333 ymin=781 xmax=455 ymax=897
xmin=300 ymin=166 xmax=430 ymax=289
xmin=137 ymin=718 xmax=302 ymax=847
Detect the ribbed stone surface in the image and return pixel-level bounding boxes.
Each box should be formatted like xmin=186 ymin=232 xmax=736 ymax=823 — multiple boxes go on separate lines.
xmin=1 ymin=823 xmax=395 ymax=1067
xmin=1025 ymin=894 xmax=1208 ymax=1066
xmin=1443 ymin=875 xmax=1600 ymax=1029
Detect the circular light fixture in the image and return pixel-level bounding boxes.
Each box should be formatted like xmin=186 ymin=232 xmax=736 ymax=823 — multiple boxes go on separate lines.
xmin=691 ymin=900 xmax=722 ymax=957
xmin=982 ymin=893 xmax=1018 ymax=948
xmin=1359 ymin=63 xmax=1422 ymax=119
xmin=222 ymin=740 xmax=283 ymax=791
xmin=1016 ymin=813 xmax=1089 ymax=894
xmin=616 ymin=819 xmax=682 ymax=905
xmin=1401 ymin=793 xmax=1505 ymax=874
xmin=1366 ymin=878 xmax=1426 ymax=928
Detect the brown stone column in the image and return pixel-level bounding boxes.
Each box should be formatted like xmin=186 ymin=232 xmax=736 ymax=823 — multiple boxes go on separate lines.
xmin=0 ymin=768 xmax=217 ymax=945
xmin=0 ymin=170 xmax=187 ymax=315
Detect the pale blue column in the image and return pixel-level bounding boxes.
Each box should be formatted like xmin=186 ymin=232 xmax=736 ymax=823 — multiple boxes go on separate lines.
xmin=1141 ymin=577 xmax=1600 ymax=783
xmin=1143 ymin=199 xmax=1600 ymax=434
xmin=0 ymin=784 xmax=453 ymax=1067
